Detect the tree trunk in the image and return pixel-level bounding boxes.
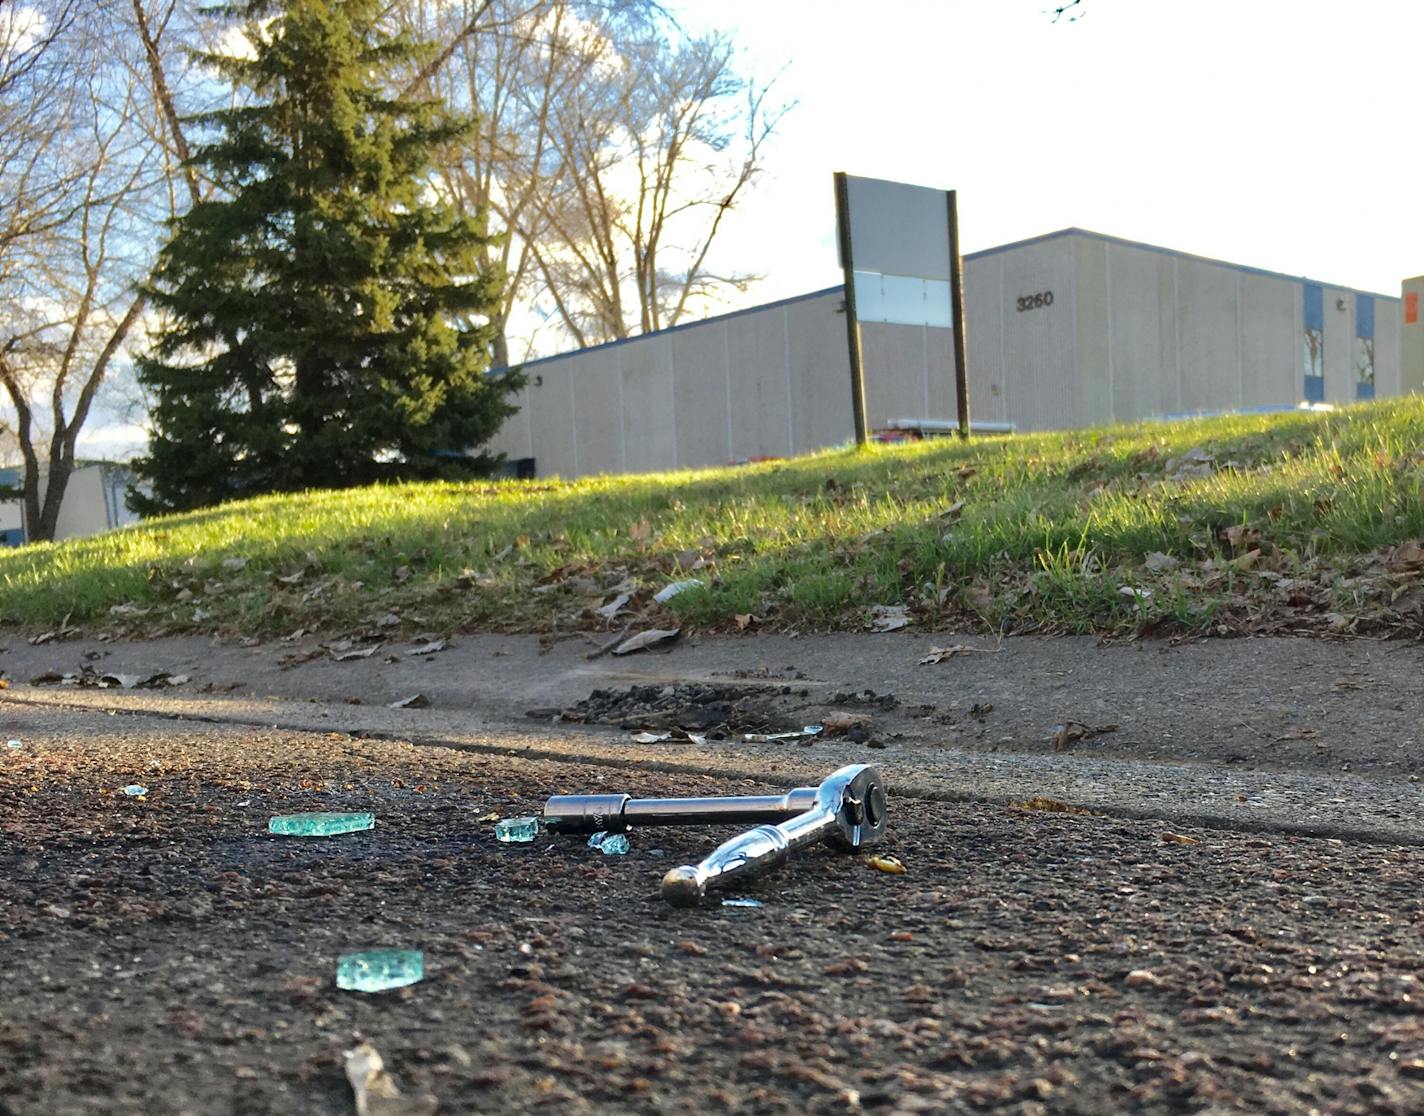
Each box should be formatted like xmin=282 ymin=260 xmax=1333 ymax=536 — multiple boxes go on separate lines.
xmin=25 ymin=457 xmax=74 ymax=543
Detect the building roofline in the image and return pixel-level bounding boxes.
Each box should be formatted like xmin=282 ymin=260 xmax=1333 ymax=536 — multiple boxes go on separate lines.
xmin=965 ymin=227 xmax=1401 ymax=301
xmin=494 ymin=229 xmax=1402 ymax=376
xmin=492 ymin=285 xmax=845 ymax=375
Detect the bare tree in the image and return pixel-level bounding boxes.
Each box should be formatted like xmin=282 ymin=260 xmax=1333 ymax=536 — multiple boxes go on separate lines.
xmin=391 ymin=0 xmax=784 ymax=356
xmin=0 ymin=1 xmax=201 ymax=541
xmin=528 ymin=28 xmax=784 ymax=345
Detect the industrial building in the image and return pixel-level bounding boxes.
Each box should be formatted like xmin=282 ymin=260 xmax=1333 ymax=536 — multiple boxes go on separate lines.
xmin=489 ymin=227 xmax=1410 ymax=479
xmin=0 ymin=462 xmax=141 ymax=545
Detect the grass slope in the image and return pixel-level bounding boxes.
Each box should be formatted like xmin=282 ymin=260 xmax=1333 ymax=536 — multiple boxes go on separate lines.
xmin=5 ymin=399 xmax=1424 ymax=641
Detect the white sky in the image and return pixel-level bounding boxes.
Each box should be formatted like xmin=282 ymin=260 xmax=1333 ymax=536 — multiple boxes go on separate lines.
xmin=671 ymin=0 xmax=1424 ymax=307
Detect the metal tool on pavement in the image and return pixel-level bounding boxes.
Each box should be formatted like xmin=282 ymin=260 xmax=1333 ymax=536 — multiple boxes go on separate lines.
xmin=542 ymin=763 xmax=888 ymax=906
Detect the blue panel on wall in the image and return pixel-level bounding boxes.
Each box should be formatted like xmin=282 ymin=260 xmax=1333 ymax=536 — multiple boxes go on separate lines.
xmin=1356 ymin=294 xmax=1375 ymax=339
xmin=1303 ymin=284 xmax=1324 ymax=331
xmin=1304 ymin=375 xmax=1325 ymax=403
xmin=1356 ymin=381 xmax=1375 ymax=401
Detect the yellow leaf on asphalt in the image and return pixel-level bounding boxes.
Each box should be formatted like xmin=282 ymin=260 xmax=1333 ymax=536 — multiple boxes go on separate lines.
xmin=866 ymin=855 xmax=907 ymax=875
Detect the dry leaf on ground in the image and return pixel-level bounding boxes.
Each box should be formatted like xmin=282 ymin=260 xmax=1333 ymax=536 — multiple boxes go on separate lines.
xmin=1051 ymin=720 xmax=1119 ymax=751
xmin=869 ymin=605 xmax=910 ymax=632
xmin=612 ymin=628 xmax=681 ymax=656
xmin=344 ymin=1042 xmax=437 ymax=1116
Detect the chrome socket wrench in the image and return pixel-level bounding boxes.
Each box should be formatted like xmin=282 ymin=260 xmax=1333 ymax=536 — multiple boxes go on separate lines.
xmin=542 ymin=764 xmax=888 ymax=906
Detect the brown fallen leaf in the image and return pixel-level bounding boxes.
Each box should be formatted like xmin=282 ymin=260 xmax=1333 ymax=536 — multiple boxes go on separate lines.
xmin=1051 ymin=720 xmax=1118 ymax=751
xmin=1161 ymin=832 xmax=1200 ymax=845
xmin=820 ymin=711 xmax=873 ymax=736
xmin=734 ymin=613 xmax=757 ymax=631
xmin=1387 ymin=539 xmax=1424 ymax=571
xmin=387 ymin=693 xmax=429 ymax=709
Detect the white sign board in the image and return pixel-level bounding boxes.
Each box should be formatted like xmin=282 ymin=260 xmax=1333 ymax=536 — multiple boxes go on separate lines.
xmin=837 ymin=176 xmax=954 ymax=328
xmin=840 ymin=176 xmax=952 ymax=281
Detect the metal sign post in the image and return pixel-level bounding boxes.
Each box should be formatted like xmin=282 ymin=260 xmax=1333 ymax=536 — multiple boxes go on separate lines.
xmin=947 ymin=190 xmax=970 ymax=440
xmin=833 ymin=171 xmax=871 ymax=447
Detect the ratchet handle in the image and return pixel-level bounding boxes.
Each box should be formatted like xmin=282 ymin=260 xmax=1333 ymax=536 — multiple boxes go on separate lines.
xmin=661 ymin=805 xmax=837 ymax=907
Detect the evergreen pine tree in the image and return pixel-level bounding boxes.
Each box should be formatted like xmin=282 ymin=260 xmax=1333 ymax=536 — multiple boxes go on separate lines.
xmin=131 ymin=0 xmax=519 ymax=514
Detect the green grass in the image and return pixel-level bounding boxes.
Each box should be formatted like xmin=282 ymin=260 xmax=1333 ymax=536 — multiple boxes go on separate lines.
xmin=6 ymin=397 xmax=1424 ymax=640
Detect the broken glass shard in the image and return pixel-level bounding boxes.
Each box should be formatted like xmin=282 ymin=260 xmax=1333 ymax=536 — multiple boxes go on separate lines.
xmin=122 ymin=784 xmax=147 ymax=796
xmin=5 ymin=739 xmax=22 ymax=750
xmin=587 ymin=831 xmax=608 ymax=848
xmin=722 ymin=897 xmax=763 ymax=908
xmin=494 ymin=816 xmax=539 ymax=842
xmin=268 ymin=811 xmax=375 ymax=837
xmin=598 ymin=833 xmax=630 ymax=856
xmin=336 ymin=949 xmax=424 ymax=992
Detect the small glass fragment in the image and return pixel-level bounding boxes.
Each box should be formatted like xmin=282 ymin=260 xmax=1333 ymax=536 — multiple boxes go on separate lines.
xmin=598 ymin=833 xmax=630 ymax=856
xmin=6 ymin=739 xmax=22 ymax=750
xmin=269 ymin=812 xmax=375 ymax=837
xmin=494 ymin=816 xmax=539 ymax=843
xmin=122 ymin=784 xmax=147 ymax=796
xmin=336 ymin=949 xmax=424 ymax=992
xmin=587 ymin=831 xmax=607 ymax=848
xmin=722 ymin=897 xmax=763 ymax=908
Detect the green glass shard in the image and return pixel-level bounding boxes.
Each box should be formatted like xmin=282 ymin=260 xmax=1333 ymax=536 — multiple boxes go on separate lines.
xmin=599 ymin=833 xmax=629 ymax=855
xmin=268 ymin=811 xmax=375 ymax=837
xmin=494 ymin=816 xmax=539 ymax=842
xmin=336 ymin=949 xmax=423 ymax=992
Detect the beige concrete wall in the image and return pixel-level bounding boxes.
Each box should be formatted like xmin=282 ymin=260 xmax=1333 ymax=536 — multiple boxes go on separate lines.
xmin=1402 ymin=277 xmax=1424 ymax=395
xmin=489 ymin=291 xmax=854 ymax=479
xmin=1059 ymin=231 xmax=1401 ymax=423
xmin=1238 ymin=273 xmax=1298 ymax=409
xmin=726 ymin=304 xmax=794 ymax=460
xmin=996 ymin=237 xmax=1077 ymax=430
xmin=488 ymin=234 xmax=1410 ymax=479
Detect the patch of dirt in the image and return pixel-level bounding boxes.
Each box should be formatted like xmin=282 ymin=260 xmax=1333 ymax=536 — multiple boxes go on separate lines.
xmin=529 ymin=682 xmax=809 ymax=737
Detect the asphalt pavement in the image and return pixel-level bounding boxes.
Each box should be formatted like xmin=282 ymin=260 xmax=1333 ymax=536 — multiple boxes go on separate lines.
xmin=3 ymin=686 xmax=1424 ymax=1114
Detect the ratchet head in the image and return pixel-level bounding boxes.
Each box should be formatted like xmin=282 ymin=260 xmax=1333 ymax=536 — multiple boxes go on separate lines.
xmin=814 ymin=762 xmax=888 ymax=851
